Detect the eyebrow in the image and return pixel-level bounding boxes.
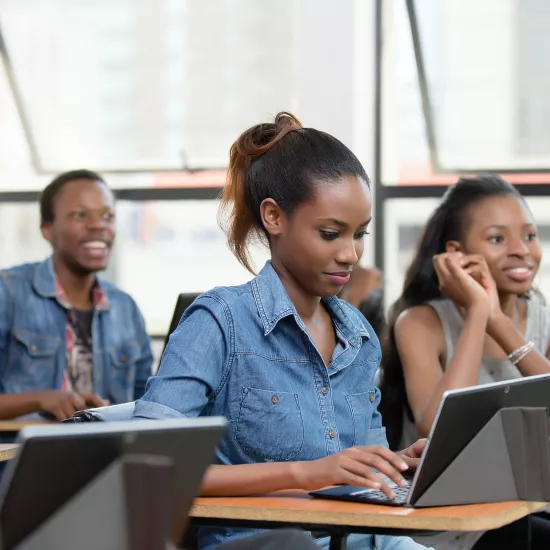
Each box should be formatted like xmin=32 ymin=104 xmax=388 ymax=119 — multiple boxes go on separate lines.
xmin=71 ymin=205 xmax=114 ymax=210
xmin=484 ymin=223 xmax=536 ymax=230
xmin=318 ymin=217 xmax=371 ymax=228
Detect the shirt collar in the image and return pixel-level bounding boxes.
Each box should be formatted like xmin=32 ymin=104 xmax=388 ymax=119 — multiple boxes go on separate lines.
xmin=55 ymin=278 xmax=109 ymax=311
xmin=251 ymin=261 xmax=370 ymax=346
xmin=33 ymin=256 xmax=109 ymax=311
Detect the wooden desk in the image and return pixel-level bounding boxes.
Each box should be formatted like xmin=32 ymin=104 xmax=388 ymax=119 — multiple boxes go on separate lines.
xmin=190 ymin=491 xmax=547 ymax=549
xmin=0 ymin=444 xmax=18 ymax=462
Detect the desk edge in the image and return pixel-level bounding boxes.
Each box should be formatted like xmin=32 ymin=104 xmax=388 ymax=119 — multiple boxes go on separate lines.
xmin=190 ymin=501 xmax=548 ymax=532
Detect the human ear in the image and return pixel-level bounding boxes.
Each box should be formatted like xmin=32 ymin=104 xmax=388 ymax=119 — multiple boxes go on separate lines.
xmin=445 ymin=240 xmax=462 ymax=253
xmin=41 ymin=223 xmax=54 ymax=245
xmin=260 ymin=199 xmax=286 ymax=237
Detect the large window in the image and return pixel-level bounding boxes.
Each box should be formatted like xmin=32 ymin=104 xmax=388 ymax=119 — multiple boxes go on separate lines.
xmin=0 ymin=0 xmax=377 ymax=337
xmin=0 ymin=0 xmax=374 ymax=180
xmin=412 ymin=0 xmax=550 ymax=172
xmin=381 ymin=0 xmax=550 ymax=185
xmin=0 ymin=0 xmax=298 ymax=172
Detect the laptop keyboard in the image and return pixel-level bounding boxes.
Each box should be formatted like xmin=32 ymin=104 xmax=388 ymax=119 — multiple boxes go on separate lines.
xmin=347 ymin=485 xmax=410 ymax=506
xmin=310 ymin=471 xmax=415 ymax=507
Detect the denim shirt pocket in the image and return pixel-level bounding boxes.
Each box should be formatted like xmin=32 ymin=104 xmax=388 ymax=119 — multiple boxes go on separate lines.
xmin=8 ymin=329 xmax=61 ymax=390
xmin=346 ymin=390 xmax=376 ymax=447
xmin=236 ymin=387 xmax=304 ymax=461
xmin=108 ymin=341 xmax=141 ymax=403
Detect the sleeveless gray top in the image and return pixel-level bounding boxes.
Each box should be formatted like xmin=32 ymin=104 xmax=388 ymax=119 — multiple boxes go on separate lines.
xmin=400 ymin=297 xmax=550 ymax=550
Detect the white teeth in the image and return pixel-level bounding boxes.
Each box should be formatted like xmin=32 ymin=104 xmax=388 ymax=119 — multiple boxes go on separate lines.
xmin=83 ymin=241 xmax=107 ymax=249
xmin=507 ymin=267 xmax=529 ymax=274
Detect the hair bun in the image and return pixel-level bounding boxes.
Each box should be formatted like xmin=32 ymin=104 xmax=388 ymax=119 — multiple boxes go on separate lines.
xmin=274 ymin=111 xmax=303 ymax=130
xmin=235 ymin=111 xmax=303 ymax=159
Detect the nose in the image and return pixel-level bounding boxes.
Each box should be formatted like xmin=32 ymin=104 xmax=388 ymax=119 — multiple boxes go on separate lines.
xmin=335 ymin=238 xmax=360 ymax=266
xmin=86 ymin=212 xmax=110 ymax=230
xmin=508 ymin=238 xmax=529 ymax=258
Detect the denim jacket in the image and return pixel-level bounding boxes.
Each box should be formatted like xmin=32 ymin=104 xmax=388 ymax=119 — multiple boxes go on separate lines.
xmin=135 ymin=261 xmax=387 ymax=549
xmin=0 ymin=258 xmax=153 ymax=404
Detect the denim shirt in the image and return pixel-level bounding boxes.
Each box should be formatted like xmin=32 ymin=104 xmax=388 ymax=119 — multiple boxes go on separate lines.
xmin=135 ymin=261 xmax=387 ymax=549
xmin=0 ymin=258 xmax=153 ymax=404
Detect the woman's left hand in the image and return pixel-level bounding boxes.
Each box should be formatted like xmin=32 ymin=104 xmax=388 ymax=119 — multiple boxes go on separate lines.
xmin=397 ymin=438 xmax=426 ymax=470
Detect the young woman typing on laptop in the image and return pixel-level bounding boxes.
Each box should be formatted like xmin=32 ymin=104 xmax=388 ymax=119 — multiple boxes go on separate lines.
xmin=379 ymin=175 xmax=550 ymax=549
xmin=134 ymin=113 xmax=431 ymax=550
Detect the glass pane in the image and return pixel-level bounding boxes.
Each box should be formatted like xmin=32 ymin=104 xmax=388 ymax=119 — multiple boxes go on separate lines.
xmin=414 ymin=0 xmax=550 ymax=172
xmin=0 ymin=0 xmax=373 ymax=177
xmin=383 ymin=198 xmax=438 ymax=307
xmin=0 ymin=203 xmax=51 ymax=267
xmin=383 ymin=197 xmax=550 ymax=311
xmin=0 ymin=51 xmax=36 ymax=189
xmin=113 ymin=199 xmax=269 ymax=335
xmin=381 ymin=0 xmax=432 ymax=186
xmin=0 ymin=0 xmax=296 ymax=171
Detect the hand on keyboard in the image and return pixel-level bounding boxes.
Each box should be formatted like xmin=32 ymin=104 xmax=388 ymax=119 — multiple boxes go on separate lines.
xmin=293 ymin=445 xmax=411 ymax=499
xmin=348 ymin=485 xmax=411 ymax=506
xmin=348 ymin=472 xmax=414 ymax=506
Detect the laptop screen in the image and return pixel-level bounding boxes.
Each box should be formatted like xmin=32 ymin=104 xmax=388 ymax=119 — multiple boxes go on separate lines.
xmin=0 ymin=419 xmax=225 ymax=549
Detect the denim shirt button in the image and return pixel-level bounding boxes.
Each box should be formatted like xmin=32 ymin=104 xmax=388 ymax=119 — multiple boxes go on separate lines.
xmin=271 ymin=395 xmax=279 ymax=405
xmin=328 ymin=429 xmax=336 ymax=439
xmin=321 ymin=387 xmax=329 ymax=395
xmin=369 ymin=394 xmax=375 ymax=403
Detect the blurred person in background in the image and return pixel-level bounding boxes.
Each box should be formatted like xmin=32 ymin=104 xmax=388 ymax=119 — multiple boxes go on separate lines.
xmin=338 ymin=265 xmax=386 ymax=341
xmin=380 ymin=174 xmax=550 ymax=550
xmin=0 ymin=170 xmax=152 ymax=421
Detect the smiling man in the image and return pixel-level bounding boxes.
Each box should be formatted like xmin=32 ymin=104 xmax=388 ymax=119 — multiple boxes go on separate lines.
xmin=0 ymin=170 xmax=153 ymax=421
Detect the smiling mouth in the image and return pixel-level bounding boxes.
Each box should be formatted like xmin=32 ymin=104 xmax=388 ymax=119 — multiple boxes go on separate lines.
xmin=81 ymin=241 xmax=110 ymax=259
xmin=83 ymin=241 xmax=108 ymax=250
xmin=502 ymin=266 xmax=533 ymax=282
xmin=504 ymin=267 xmax=531 ymax=274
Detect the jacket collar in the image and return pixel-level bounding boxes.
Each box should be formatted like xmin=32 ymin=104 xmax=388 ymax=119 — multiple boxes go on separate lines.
xmin=251 ymin=261 xmax=370 ymax=346
xmin=33 ymin=257 xmax=58 ymax=298
xmin=33 ymin=256 xmax=110 ymax=310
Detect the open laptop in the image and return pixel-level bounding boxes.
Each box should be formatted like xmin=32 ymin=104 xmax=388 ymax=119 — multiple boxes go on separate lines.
xmin=163 ymin=293 xmax=200 ymax=351
xmin=311 ymin=373 xmax=550 ymax=507
xmin=0 ymin=417 xmax=226 ymax=550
